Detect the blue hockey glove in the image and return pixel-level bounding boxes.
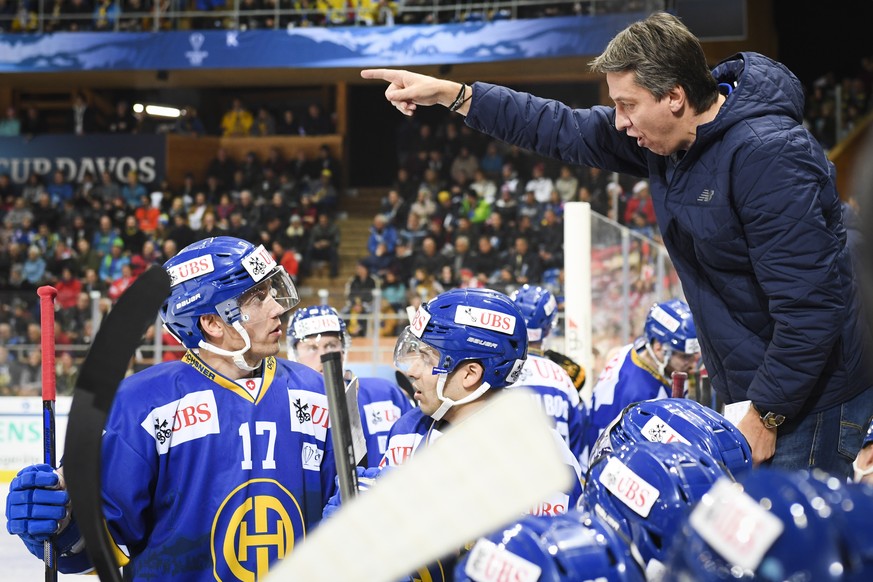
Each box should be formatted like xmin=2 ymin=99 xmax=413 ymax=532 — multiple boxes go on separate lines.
xmin=322 ymin=466 xmax=384 ymax=519
xmin=6 ymin=464 xmax=70 ymax=543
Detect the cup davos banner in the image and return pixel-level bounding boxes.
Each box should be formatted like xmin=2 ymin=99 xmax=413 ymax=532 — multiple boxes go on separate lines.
xmin=0 ymin=13 xmax=643 ymax=73
xmin=0 ymin=134 xmax=166 ymax=185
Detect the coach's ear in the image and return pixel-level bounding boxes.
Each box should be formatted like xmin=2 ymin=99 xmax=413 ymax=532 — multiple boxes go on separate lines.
xmin=457 ymin=361 xmax=485 ymax=391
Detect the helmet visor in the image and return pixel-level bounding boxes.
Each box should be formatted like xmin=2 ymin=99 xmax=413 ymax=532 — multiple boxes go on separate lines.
xmin=235 ymin=267 xmax=299 ymax=327
xmin=394 ymin=327 xmax=443 ymax=375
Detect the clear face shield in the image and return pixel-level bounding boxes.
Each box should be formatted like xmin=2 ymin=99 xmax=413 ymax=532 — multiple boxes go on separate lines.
xmin=393 ymin=327 xmax=444 ymax=377
xmin=202 ymin=266 xmax=299 ymax=371
xmin=231 ymin=267 xmax=299 ymax=329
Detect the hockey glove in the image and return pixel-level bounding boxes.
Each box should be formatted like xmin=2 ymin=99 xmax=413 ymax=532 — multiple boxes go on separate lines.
xmin=322 ymin=466 xmax=384 ymax=519
xmin=544 ymin=349 xmax=586 ymax=390
xmin=6 ymin=464 xmax=70 ymax=542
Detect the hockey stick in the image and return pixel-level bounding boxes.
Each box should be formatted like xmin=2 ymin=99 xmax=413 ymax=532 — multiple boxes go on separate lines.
xmin=267 ymin=388 xmax=572 ymax=582
xmin=37 ymin=285 xmax=58 ymax=582
xmin=321 ymin=351 xmax=360 ymax=501
xmin=671 ymin=370 xmax=688 ymax=398
xmin=64 ymin=267 xmax=171 ymax=582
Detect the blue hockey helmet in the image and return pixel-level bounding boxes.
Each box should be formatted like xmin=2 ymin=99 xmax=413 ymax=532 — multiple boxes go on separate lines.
xmin=161 ymin=237 xmax=298 ymax=370
xmin=590 ymin=398 xmax=753 ymax=478
xmin=394 ymin=288 xmax=527 ymax=420
xmin=511 ymin=284 xmax=558 ymax=343
xmin=286 ymin=304 xmax=351 ymax=361
xmin=663 ymin=468 xmax=859 ymax=582
xmin=455 ymin=510 xmax=646 ymax=582
xmin=644 ymin=299 xmax=699 ymax=355
xmin=582 ymin=441 xmax=727 ymax=568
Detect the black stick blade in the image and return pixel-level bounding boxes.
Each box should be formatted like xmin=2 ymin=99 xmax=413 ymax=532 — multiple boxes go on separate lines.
xmin=65 ymin=266 xmax=171 ymax=582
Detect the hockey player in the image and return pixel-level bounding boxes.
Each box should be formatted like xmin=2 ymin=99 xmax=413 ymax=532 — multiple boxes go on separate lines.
xmin=287 ymin=303 xmax=412 ymax=467
xmin=6 ymin=236 xmax=337 ymax=581
xmin=361 ymin=288 xmax=582 ymax=581
xmin=385 ymin=287 xmax=584 ymax=510
xmin=587 ymin=298 xmax=700 ymax=448
xmin=510 ymin=284 xmax=589 ymax=466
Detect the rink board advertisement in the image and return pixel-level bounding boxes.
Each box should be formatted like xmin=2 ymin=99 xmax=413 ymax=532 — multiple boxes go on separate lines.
xmin=0 ymin=397 xmax=71 ymax=481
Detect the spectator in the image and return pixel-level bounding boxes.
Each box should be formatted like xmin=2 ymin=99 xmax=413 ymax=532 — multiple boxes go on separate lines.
xmin=121 ymin=170 xmax=147 ymax=208
xmin=21 ymin=245 xmax=46 ymax=286
xmin=4 ymin=198 xmax=33 ymax=231
xmin=367 ymin=213 xmax=398 ymax=255
xmin=165 ymin=212 xmax=197 ymax=250
xmin=479 ymin=141 xmax=504 ymax=181
xmin=70 ymin=92 xmax=98 ymax=135
xmin=17 ymin=349 xmax=42 ymax=396
xmin=450 ymin=145 xmax=479 ymax=184
xmin=284 ymin=213 xmax=306 ymax=251
xmin=0 ymin=106 xmax=20 ymax=136
xmin=98 ymin=239 xmax=130 ymax=283
xmin=409 ymin=188 xmax=436 ymax=224
xmin=624 ymin=180 xmax=657 ymax=236
xmin=554 ymin=165 xmax=579 ymax=202
xmin=134 ymin=193 xmax=160 ymax=234
xmin=525 ymin=162 xmax=555 ymax=204
xmin=411 ymin=235 xmax=446 ymax=275
xmin=469 ymin=168 xmax=497 ymax=206
xmin=253 ymin=106 xmax=276 ymax=136
xmin=276 ymin=108 xmax=302 ymax=136
xmin=91 ymin=215 xmax=121 ymax=257
xmin=0 ymin=346 xmax=23 ymax=396
xmin=308 ymin=169 xmax=338 ymax=215
xmin=46 ymin=170 xmax=74 ymax=205
xmin=187 ymin=191 xmax=211 ymax=231
xmin=271 ymin=239 xmax=300 ymax=282
xmin=207 ymin=148 xmax=237 ymax=190
xmin=107 ymin=100 xmax=137 ymax=133
xmin=344 ymin=260 xmax=378 ymax=311
xmin=174 ymin=105 xmax=206 ymax=136
xmin=107 ymin=262 xmax=136 ymax=302
xmin=119 ymin=214 xmax=146 ymax=255
xmin=303 ymin=213 xmax=340 ymax=278
xmin=19 ymin=106 xmax=45 ymax=137
xmin=129 ymin=239 xmax=159 ymax=276
xmin=56 ymin=351 xmax=78 ymax=396
xmin=91 ymin=170 xmax=121 ymax=204
xmin=503 ymin=235 xmax=541 ymax=286
xmin=300 ymin=102 xmax=333 ymax=135
xmin=220 ymin=98 xmax=254 ymax=137
xmin=381 ymin=268 xmax=407 ymax=311
xmin=380 ymin=188 xmax=409 ymax=229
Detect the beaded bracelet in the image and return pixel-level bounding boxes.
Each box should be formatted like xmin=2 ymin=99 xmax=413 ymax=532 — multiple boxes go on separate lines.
xmin=448 ymin=83 xmax=468 ymax=112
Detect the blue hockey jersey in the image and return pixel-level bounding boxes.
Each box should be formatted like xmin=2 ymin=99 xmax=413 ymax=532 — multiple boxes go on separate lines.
xmin=587 ymin=343 xmax=669 ymax=449
xmin=62 ymin=351 xmax=338 ymax=581
xmin=512 ymin=353 xmax=588 ymax=467
xmin=357 ymin=376 xmax=413 ymax=468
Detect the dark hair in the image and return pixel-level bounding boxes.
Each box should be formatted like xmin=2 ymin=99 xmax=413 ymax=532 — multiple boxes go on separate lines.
xmin=590 ymin=12 xmax=718 ymax=114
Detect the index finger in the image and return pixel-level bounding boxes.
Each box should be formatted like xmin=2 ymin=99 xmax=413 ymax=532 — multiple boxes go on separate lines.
xmin=361 ymin=69 xmax=403 ymax=83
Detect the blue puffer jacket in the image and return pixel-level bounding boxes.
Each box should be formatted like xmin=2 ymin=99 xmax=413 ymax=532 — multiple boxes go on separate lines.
xmin=466 ymin=52 xmax=873 ymax=418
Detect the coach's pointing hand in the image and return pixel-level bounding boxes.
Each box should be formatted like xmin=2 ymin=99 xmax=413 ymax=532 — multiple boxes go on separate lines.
xmin=361 ymin=69 xmax=472 ymax=117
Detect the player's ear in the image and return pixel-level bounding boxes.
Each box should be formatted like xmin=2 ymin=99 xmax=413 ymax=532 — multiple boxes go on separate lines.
xmin=459 ymin=361 xmax=485 ymax=389
xmin=199 ymin=314 xmax=225 ymax=342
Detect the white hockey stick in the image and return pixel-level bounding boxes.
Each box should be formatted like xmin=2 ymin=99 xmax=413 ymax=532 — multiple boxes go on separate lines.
xmin=268 ymin=388 xmax=572 ymax=582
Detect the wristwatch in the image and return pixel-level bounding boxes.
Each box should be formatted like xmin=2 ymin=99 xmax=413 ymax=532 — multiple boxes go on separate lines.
xmin=753 ymin=404 xmax=786 ymax=429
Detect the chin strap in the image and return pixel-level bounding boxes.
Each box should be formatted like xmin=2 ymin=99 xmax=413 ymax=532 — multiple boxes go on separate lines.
xmin=644 ymin=341 xmax=669 ymax=378
xmin=429 ymin=370 xmax=493 ymax=421
xmin=197 ymin=321 xmax=259 ymax=371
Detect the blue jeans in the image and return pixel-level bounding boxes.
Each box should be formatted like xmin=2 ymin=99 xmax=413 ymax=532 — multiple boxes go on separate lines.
xmin=766 ymin=385 xmax=873 ymax=479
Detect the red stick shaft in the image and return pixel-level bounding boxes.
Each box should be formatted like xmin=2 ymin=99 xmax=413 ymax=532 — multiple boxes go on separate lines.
xmin=671 ymin=371 xmax=688 ymax=398
xmin=37 ymin=286 xmax=58 ymax=402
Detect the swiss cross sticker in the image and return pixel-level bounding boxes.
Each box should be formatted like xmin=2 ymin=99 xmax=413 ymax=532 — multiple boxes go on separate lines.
xmin=598 ymin=456 xmax=660 ymax=518
xmin=641 ymin=418 xmax=691 ymax=445
xmin=241 ymin=245 xmax=277 ymax=282
xmin=409 ymin=308 xmax=431 ymax=338
xmin=689 ymin=478 xmax=784 ymax=571
xmin=454 ymin=306 xmax=516 ymax=335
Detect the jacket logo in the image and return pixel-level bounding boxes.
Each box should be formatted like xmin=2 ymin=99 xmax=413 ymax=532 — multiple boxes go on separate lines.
xmin=698 ymin=189 xmax=715 ymax=202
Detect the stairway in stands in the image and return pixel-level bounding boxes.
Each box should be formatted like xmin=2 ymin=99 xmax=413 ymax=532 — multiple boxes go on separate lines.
xmin=295 ymin=186 xmax=385 ymax=308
